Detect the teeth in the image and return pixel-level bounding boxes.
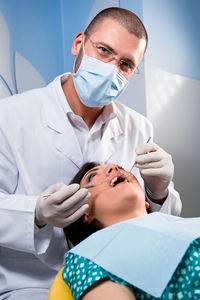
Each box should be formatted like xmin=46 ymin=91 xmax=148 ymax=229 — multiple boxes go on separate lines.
xmin=110 ymin=175 xmax=128 ymax=187
xmin=110 ymin=177 xmax=118 ymax=186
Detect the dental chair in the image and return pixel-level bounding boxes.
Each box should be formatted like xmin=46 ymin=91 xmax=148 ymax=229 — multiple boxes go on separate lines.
xmin=47 ymin=266 xmax=73 ymax=299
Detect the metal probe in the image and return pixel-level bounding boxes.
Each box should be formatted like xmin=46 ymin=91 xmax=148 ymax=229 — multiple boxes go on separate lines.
xmin=128 ymin=136 xmax=151 ymax=175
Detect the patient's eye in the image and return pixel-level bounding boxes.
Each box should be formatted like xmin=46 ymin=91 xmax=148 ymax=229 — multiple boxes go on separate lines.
xmin=86 ymin=173 xmax=96 ymax=183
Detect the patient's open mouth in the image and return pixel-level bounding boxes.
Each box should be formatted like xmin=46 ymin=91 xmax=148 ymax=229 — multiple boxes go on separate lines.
xmin=110 ymin=174 xmax=128 ymax=187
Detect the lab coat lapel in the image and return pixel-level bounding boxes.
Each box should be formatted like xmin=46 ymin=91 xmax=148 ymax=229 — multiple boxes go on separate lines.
xmin=41 ymin=97 xmax=83 ymax=168
xmin=94 ymin=117 xmax=123 ymax=163
xmin=55 ymin=129 xmax=83 ymax=168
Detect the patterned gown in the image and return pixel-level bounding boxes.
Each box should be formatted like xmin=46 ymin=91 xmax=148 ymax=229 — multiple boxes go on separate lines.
xmin=62 ymin=238 xmax=200 ymax=300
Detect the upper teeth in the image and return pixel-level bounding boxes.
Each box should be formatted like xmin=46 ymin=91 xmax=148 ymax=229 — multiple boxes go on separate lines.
xmin=110 ymin=175 xmax=127 ymax=187
xmin=110 ymin=177 xmax=118 ymax=186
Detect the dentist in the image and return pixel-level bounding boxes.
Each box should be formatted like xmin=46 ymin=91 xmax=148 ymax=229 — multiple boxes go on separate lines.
xmin=0 ymin=7 xmax=181 ymax=300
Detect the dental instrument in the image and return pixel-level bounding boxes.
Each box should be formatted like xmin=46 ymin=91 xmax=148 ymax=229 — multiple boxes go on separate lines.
xmin=81 ymin=183 xmax=104 ymax=189
xmin=128 ymin=136 xmax=151 ymax=176
xmin=42 ymin=183 xmax=104 ymax=198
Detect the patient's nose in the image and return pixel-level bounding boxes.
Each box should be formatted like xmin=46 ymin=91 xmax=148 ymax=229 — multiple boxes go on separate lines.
xmin=106 ymin=164 xmax=119 ymax=175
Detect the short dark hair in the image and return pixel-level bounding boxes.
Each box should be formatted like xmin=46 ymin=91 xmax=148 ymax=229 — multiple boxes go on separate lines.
xmin=63 ymin=162 xmax=153 ymax=246
xmin=64 ymin=162 xmax=101 ymax=246
xmin=85 ymin=7 xmax=148 ymax=51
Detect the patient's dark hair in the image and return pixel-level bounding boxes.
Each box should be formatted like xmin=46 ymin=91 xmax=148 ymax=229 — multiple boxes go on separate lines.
xmin=64 ymin=162 xmax=153 ymax=246
xmin=64 ymin=162 xmax=101 ymax=246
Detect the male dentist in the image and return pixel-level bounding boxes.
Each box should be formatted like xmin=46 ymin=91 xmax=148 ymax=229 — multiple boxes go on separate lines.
xmin=0 ymin=7 xmax=181 ymax=299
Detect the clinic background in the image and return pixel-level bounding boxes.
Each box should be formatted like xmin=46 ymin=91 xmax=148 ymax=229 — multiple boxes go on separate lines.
xmin=0 ymin=0 xmax=199 ymax=217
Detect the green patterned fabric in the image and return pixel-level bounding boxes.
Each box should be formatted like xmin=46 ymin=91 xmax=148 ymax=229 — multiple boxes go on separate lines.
xmin=62 ymin=238 xmax=200 ymax=300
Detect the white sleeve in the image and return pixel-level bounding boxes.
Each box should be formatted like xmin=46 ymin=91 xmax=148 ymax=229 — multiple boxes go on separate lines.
xmin=0 ymin=192 xmax=55 ymax=256
xmin=0 ymin=127 xmax=53 ymax=255
xmin=145 ymin=182 xmax=182 ymax=216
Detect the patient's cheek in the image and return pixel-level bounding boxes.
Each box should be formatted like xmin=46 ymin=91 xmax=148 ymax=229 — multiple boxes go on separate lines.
xmin=135 ymin=188 xmax=145 ymax=200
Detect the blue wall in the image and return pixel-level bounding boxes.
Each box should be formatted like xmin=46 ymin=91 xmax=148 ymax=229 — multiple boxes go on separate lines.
xmin=1 ymin=0 xmax=199 ymax=85
xmin=0 ymin=0 xmax=63 ymax=85
xmin=61 ymin=0 xmax=95 ymax=73
xmin=143 ymin=0 xmax=200 ymax=81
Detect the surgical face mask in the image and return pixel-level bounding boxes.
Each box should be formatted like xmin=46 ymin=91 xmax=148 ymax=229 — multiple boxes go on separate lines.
xmin=72 ymin=53 xmax=129 ymax=108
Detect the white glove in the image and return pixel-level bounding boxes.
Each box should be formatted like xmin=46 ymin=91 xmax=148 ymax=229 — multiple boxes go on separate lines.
xmin=35 ymin=183 xmax=90 ymax=228
xmin=135 ymin=142 xmax=174 ymax=200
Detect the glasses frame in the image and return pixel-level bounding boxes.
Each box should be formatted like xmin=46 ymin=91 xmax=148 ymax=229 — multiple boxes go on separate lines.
xmin=85 ymin=35 xmax=140 ymax=75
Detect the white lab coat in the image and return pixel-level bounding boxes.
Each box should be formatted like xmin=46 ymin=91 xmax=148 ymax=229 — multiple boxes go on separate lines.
xmin=0 ymin=74 xmax=182 ymax=296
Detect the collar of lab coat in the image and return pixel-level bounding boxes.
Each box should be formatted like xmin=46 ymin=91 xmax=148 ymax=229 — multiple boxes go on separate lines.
xmin=41 ymin=73 xmax=124 ymax=168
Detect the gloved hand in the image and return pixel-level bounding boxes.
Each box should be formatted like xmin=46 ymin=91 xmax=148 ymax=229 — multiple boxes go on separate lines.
xmin=35 ymin=183 xmax=90 ymax=228
xmin=135 ymin=142 xmax=174 ymax=201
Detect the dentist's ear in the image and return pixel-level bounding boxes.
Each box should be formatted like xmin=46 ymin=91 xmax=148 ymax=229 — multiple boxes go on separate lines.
xmin=83 ymin=213 xmax=94 ymax=225
xmin=71 ymin=32 xmax=85 ymax=56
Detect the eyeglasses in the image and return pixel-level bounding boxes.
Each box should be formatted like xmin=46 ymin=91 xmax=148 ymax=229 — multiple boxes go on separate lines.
xmin=86 ymin=35 xmax=140 ymax=76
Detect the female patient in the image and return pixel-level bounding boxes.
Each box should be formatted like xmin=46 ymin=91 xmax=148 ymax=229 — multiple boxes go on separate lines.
xmin=63 ymin=163 xmax=200 ymax=300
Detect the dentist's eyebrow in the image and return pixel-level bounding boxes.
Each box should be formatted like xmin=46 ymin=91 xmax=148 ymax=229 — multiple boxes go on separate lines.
xmin=98 ymin=41 xmax=117 ymax=55
xmin=98 ymin=41 xmax=135 ymax=68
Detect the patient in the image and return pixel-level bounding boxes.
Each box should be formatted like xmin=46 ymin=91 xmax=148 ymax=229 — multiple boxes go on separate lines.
xmin=63 ymin=163 xmax=200 ymax=300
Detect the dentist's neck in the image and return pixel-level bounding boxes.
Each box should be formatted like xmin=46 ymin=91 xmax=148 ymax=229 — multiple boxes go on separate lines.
xmin=62 ymin=76 xmax=105 ymax=130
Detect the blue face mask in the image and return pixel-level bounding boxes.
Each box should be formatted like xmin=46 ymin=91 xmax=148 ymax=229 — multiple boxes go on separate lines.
xmin=72 ymin=54 xmax=129 ymax=107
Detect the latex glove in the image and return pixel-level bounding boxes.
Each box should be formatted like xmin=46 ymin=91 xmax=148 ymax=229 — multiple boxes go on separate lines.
xmin=35 ymin=183 xmax=90 ymax=228
xmin=135 ymin=142 xmax=174 ymax=201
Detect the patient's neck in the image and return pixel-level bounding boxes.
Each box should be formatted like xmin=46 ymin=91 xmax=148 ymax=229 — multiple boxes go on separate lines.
xmin=101 ymin=210 xmax=147 ymax=228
